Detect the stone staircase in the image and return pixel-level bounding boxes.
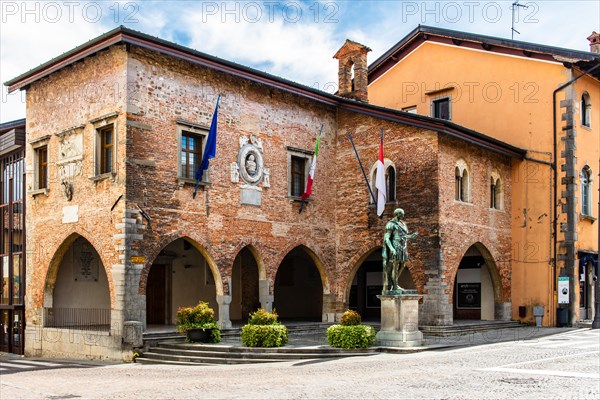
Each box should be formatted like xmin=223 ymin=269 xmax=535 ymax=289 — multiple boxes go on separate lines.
xmin=135 ymin=342 xmax=378 ymax=365
xmin=420 ymin=320 xmax=522 ymax=337
xmin=137 ymin=320 xmax=523 ymax=365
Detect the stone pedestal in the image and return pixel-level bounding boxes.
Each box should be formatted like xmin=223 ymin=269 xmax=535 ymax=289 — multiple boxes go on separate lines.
xmin=376 ymin=293 xmax=423 ymax=347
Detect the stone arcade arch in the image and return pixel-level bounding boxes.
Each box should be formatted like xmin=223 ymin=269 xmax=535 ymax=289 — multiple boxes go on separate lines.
xmin=142 ymin=237 xmax=222 ymax=327
xmin=230 ymin=246 xmax=263 ymax=322
xmin=43 ymin=234 xmax=111 ymax=330
xmin=452 ymin=243 xmax=503 ymax=321
xmin=343 ymin=247 xmax=415 ymax=320
xmin=273 ymin=245 xmax=328 ymax=321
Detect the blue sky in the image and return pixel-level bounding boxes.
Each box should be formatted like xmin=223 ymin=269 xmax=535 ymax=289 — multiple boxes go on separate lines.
xmin=1 ymin=0 xmax=598 ymax=122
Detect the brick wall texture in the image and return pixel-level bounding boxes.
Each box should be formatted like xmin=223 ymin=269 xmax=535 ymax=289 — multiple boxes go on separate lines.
xmin=24 ymin=43 xmax=513 ymax=359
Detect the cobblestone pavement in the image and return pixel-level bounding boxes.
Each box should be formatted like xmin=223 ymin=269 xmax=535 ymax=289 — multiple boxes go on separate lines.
xmin=1 ymin=328 xmax=598 ymax=399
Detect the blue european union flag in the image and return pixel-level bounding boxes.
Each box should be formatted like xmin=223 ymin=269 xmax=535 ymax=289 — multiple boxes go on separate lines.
xmin=193 ymin=94 xmax=220 ymax=198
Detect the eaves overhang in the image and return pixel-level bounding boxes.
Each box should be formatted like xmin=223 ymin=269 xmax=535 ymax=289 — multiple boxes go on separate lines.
xmin=369 ymin=25 xmax=600 ymax=83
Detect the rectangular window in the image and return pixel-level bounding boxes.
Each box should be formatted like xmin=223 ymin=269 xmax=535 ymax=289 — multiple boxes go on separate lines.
xmin=432 ymin=98 xmax=451 ymax=120
xmin=291 ymin=156 xmax=306 ymax=197
xmin=36 ymin=146 xmax=48 ymax=189
xmin=181 ymin=131 xmax=203 ymax=179
xmin=98 ymin=125 xmax=114 ymax=174
xmin=402 ymin=106 xmax=417 ymax=114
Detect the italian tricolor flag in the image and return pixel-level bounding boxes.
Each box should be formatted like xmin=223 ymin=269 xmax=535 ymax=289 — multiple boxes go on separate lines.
xmin=302 ymin=134 xmax=321 ymax=200
xmin=375 ymin=134 xmax=386 ymax=216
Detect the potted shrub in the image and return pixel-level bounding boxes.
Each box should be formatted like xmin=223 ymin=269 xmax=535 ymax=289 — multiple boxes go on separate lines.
xmin=176 ymin=301 xmax=221 ymax=343
xmin=241 ymin=308 xmax=288 ymax=347
xmin=327 ymin=310 xmax=375 ymax=349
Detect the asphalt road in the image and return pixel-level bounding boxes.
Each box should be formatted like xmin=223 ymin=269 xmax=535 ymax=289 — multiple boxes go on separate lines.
xmin=1 ymin=328 xmax=598 ymax=399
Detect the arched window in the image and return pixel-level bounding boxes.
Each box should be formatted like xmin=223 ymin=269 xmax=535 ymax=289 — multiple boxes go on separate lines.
xmin=350 ymin=61 xmax=356 ymax=92
xmin=490 ymin=171 xmax=502 ymax=210
xmin=455 ymin=160 xmax=469 ymax=202
xmin=370 ymin=159 xmax=396 ymax=204
xmin=581 ymin=166 xmax=592 ymax=216
xmin=387 ymin=165 xmax=396 ymax=202
xmin=581 ymin=92 xmax=591 ymax=128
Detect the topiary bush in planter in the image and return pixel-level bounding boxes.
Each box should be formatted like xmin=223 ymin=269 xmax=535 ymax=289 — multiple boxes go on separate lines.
xmin=176 ymin=301 xmax=221 ymax=343
xmin=327 ymin=310 xmax=376 ymax=349
xmin=241 ymin=309 xmax=288 ymax=347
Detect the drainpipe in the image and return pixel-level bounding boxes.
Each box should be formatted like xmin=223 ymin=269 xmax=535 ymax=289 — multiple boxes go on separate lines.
xmin=552 ymin=62 xmax=600 ymax=327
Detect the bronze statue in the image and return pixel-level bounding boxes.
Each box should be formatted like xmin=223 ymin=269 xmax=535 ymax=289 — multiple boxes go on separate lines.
xmin=382 ymin=208 xmax=417 ymax=292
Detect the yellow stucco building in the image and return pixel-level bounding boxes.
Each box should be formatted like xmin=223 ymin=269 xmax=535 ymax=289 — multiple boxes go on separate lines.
xmin=367 ymin=26 xmax=600 ymax=326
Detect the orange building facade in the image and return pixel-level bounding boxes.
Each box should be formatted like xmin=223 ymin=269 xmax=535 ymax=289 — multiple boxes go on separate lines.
xmin=367 ymin=26 xmax=600 ymax=326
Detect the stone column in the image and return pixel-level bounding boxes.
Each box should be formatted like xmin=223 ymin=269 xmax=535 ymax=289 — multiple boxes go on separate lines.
xmin=258 ymin=279 xmax=273 ymax=312
xmin=217 ymin=294 xmax=232 ymax=329
xmin=376 ymin=293 xmax=423 ymax=347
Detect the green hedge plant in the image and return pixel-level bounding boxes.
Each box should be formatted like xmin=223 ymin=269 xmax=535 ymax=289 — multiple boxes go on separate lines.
xmin=327 ymin=310 xmax=375 ymax=349
xmin=241 ymin=309 xmax=288 ymax=347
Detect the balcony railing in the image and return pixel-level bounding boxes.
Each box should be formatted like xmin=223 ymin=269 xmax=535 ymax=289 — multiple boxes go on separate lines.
xmin=43 ymin=307 xmax=110 ymax=332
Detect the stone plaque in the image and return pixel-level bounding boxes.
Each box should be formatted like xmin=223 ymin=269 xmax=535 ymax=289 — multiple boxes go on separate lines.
xmin=62 ymin=205 xmax=79 ymax=223
xmin=241 ymin=187 xmax=262 ymax=206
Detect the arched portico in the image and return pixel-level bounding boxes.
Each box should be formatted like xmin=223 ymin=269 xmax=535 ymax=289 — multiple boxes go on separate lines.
xmin=43 ymin=233 xmax=111 ymax=331
xmin=452 ymin=243 xmax=505 ymax=321
xmin=273 ymin=245 xmax=329 ymax=321
xmin=141 ymin=237 xmax=223 ymax=329
xmin=344 ymin=246 xmax=415 ymax=320
xmin=230 ymin=245 xmax=262 ymax=322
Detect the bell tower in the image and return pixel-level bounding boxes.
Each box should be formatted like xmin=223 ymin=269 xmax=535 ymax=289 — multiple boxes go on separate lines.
xmin=333 ymin=39 xmax=371 ymax=103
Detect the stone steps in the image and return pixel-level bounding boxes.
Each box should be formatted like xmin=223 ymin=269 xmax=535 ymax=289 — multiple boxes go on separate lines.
xmin=420 ymin=321 xmax=522 ymax=337
xmin=137 ymin=342 xmax=378 ymax=365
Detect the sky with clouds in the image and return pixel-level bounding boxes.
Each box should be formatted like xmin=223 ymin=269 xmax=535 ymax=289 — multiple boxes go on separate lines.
xmin=1 ymin=0 xmax=598 ymax=123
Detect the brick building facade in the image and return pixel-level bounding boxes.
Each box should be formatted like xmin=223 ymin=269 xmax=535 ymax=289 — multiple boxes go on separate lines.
xmin=5 ymin=27 xmax=524 ymax=360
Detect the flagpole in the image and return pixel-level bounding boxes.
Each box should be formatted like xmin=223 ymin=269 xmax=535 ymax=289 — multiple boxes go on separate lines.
xmin=299 ymin=124 xmax=324 ymax=214
xmin=347 ymin=133 xmax=377 ymax=204
xmin=376 ymin=128 xmax=385 ymax=218
xmin=193 ymin=94 xmax=221 ymax=199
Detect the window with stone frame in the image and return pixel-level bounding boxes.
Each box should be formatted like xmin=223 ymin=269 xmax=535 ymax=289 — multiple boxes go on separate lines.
xmin=97 ymin=125 xmax=114 ymax=175
xmin=36 ymin=146 xmax=48 ymax=190
xmin=490 ymin=171 xmax=502 ymax=210
xmin=290 ymin=156 xmax=307 ymax=197
xmin=581 ymin=92 xmax=591 ymax=128
xmin=177 ymin=123 xmax=208 ymax=182
xmin=455 ymin=160 xmax=470 ymax=202
xmin=180 ymin=131 xmax=203 ymax=180
xmin=286 ymin=147 xmax=311 ymax=198
xmin=581 ymin=166 xmax=593 ymax=216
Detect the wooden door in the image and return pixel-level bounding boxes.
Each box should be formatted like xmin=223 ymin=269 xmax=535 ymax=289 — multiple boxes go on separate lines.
xmin=146 ymin=264 xmax=166 ymax=324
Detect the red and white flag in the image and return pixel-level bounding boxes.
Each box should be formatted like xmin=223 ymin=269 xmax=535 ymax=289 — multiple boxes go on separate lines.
xmin=302 ymin=133 xmax=320 ymax=200
xmin=375 ymin=135 xmax=386 ymax=216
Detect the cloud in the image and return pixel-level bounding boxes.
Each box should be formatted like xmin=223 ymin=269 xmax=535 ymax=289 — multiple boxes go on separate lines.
xmin=1 ymin=1 xmax=113 ymax=122
xmin=1 ymin=0 xmax=597 ymax=123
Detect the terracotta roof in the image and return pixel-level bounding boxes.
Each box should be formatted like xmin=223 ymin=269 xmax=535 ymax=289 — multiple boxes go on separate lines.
xmin=369 ymin=25 xmax=600 ymax=82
